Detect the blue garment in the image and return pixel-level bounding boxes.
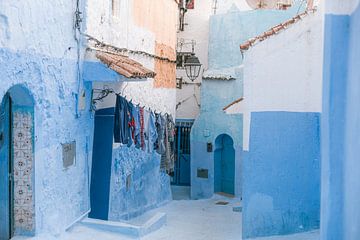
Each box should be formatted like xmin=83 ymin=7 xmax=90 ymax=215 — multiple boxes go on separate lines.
xmin=155 ymin=113 xmax=166 ymax=155
xmin=114 ymin=95 xmax=131 ymax=145
xmin=131 ymin=104 xmax=141 ymax=148
xmin=147 ymin=112 xmax=158 ymax=153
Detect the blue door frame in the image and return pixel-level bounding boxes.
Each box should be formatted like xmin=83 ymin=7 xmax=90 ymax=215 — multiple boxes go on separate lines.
xmin=0 ymin=94 xmax=12 ymax=240
xmin=171 ymin=120 xmax=193 ymax=186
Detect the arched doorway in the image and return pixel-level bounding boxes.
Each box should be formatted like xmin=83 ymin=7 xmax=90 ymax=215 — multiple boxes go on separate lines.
xmin=0 ymin=85 xmax=35 ymax=239
xmin=214 ymin=134 xmax=235 ymax=196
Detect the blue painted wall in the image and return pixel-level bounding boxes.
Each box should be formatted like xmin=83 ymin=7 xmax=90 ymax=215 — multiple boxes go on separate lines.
xmin=109 ymin=146 xmax=171 ymax=221
xmin=208 ymin=5 xmax=303 ymax=69
xmin=191 ymin=4 xmax=302 ymax=200
xmin=90 ymin=108 xmax=171 ymax=222
xmin=243 ymin=112 xmax=321 ymax=238
xmin=0 ymin=46 xmax=94 ymax=235
xmin=322 ymin=2 xmax=360 ymax=240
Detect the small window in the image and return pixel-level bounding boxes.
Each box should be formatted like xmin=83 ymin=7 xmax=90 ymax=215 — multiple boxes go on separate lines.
xmin=112 ymin=0 xmax=121 ymax=18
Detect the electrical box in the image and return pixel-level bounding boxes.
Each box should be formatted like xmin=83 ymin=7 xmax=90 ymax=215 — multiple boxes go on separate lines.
xmin=62 ymin=141 xmax=76 ymax=169
xmin=197 ymin=168 xmax=208 ymax=179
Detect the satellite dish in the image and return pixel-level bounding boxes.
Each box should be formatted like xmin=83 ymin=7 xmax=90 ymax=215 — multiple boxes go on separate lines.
xmin=245 ymin=0 xmax=281 ymax=9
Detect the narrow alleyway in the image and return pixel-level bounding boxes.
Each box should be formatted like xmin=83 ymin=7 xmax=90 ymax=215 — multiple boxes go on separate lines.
xmin=12 ymin=187 xmax=319 ymax=240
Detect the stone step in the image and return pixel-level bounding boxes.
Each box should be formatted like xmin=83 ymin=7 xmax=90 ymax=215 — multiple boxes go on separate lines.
xmin=81 ymin=212 xmax=166 ymax=237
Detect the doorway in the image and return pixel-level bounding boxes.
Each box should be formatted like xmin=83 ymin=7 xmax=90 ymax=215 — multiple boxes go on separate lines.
xmin=214 ymin=134 xmax=235 ymax=196
xmin=0 ymin=85 xmax=35 ymax=240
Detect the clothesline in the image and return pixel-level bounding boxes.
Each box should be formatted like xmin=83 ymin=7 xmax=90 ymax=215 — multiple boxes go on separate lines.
xmin=92 ymin=88 xmax=171 ymax=116
xmin=112 ymin=93 xmax=176 ymax=174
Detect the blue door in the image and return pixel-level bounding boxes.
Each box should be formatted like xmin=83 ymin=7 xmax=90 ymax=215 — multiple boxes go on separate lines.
xmin=172 ymin=120 xmax=193 ymax=186
xmin=221 ymin=136 xmax=235 ymax=195
xmin=0 ymin=94 xmax=11 ymax=240
xmin=214 ymin=134 xmax=235 ymax=195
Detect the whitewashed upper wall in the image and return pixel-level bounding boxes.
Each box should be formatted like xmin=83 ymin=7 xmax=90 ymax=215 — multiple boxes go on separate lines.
xmin=325 ymin=0 xmax=360 ymax=14
xmin=176 ymin=0 xmax=250 ymax=119
xmin=226 ymin=6 xmax=324 ymax=150
xmin=0 ymin=0 xmax=79 ymax=59
xmin=85 ymin=0 xmax=177 ymax=116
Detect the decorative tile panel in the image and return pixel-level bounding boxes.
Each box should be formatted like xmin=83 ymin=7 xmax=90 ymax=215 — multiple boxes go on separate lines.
xmin=12 ymin=111 xmax=35 ymax=234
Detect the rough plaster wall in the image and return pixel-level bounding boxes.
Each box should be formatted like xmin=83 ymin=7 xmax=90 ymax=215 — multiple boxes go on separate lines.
xmin=132 ymin=0 xmax=178 ymax=88
xmin=190 ymin=73 xmax=243 ymax=199
xmin=321 ymin=1 xmax=360 ymax=240
xmin=108 ymin=146 xmax=171 ymax=221
xmin=176 ymin=0 xmax=250 ymax=119
xmin=0 ymin=0 xmax=94 ymax=236
xmin=208 ymin=6 xmax=301 ymax=70
xmin=85 ymin=0 xmax=176 ymax=115
xmin=226 ymin=8 xmax=324 ymax=151
xmin=343 ymin=3 xmax=360 ymax=239
xmin=154 ymin=43 xmax=176 ymax=88
xmin=325 ymin=0 xmax=360 ymax=15
xmin=0 ymin=1 xmax=80 ymax=58
xmin=190 ymin=4 xmax=303 ymax=200
xmin=243 ymin=112 xmax=321 ymax=239
xmin=176 ymin=0 xmax=212 ymax=119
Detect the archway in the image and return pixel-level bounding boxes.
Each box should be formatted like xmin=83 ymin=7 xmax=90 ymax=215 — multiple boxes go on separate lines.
xmin=214 ymin=134 xmax=235 ymax=195
xmin=0 ymin=85 xmax=35 ymax=240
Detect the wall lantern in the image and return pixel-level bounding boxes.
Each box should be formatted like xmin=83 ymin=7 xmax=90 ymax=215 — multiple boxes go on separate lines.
xmin=184 ymin=53 xmax=202 ymax=81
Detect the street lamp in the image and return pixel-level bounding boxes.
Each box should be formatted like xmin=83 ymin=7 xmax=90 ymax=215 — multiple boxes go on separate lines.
xmin=184 ymin=53 xmax=202 ymax=81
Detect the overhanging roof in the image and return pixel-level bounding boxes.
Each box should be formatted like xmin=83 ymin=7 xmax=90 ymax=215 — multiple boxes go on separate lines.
xmin=95 ymin=51 xmax=156 ymax=79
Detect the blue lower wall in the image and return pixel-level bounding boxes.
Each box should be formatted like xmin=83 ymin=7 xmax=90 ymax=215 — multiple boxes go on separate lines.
xmin=322 ymin=3 xmax=360 ymax=240
xmin=0 ymin=47 xmax=95 ymax=234
xmin=108 ymin=146 xmax=172 ymax=221
xmin=243 ymin=111 xmax=320 ymax=239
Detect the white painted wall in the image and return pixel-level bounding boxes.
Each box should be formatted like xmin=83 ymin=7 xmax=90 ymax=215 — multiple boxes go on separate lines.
xmin=85 ymin=0 xmax=176 ymax=116
xmin=226 ymin=7 xmax=324 ymax=151
xmin=325 ymin=0 xmax=359 ymax=15
xmin=176 ymin=0 xmax=250 ymax=120
xmin=0 ymin=0 xmax=79 ymax=59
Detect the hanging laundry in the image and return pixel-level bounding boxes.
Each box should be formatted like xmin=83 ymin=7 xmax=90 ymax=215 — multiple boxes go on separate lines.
xmin=165 ymin=114 xmax=176 ymax=172
xmin=139 ymin=107 xmax=145 ymax=150
xmin=147 ymin=111 xmax=158 ymax=153
xmin=155 ymin=113 xmax=166 ymax=155
xmin=131 ymin=104 xmax=141 ymax=148
xmin=114 ymin=95 xmax=132 ymax=145
xmin=143 ymin=109 xmax=150 ymax=152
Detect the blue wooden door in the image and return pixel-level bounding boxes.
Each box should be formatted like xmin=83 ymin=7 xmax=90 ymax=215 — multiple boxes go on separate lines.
xmin=221 ymin=136 xmax=235 ymax=195
xmin=172 ymin=120 xmax=193 ymax=186
xmin=0 ymin=94 xmax=11 ymax=240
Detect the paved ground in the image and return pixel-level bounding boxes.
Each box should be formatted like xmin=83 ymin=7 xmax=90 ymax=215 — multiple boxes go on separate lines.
xmin=12 ymin=186 xmax=319 ymax=240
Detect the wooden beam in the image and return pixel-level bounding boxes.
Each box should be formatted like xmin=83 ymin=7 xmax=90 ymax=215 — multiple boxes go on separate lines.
xmin=223 ymin=97 xmax=244 ymax=111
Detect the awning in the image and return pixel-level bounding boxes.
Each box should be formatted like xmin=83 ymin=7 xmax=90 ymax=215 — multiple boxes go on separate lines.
xmin=96 ymin=51 xmax=156 ymax=79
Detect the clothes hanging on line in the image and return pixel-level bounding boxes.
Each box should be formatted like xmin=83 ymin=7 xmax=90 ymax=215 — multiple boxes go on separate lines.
xmin=112 ymin=94 xmax=176 ymax=173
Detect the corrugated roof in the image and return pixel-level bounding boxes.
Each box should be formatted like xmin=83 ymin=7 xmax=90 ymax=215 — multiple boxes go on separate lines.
xmin=240 ymin=8 xmax=317 ymax=51
xmin=96 ymin=51 xmax=156 ymax=79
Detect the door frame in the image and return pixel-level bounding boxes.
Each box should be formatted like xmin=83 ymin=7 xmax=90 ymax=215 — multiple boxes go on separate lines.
xmin=0 ymin=94 xmax=13 ymax=240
